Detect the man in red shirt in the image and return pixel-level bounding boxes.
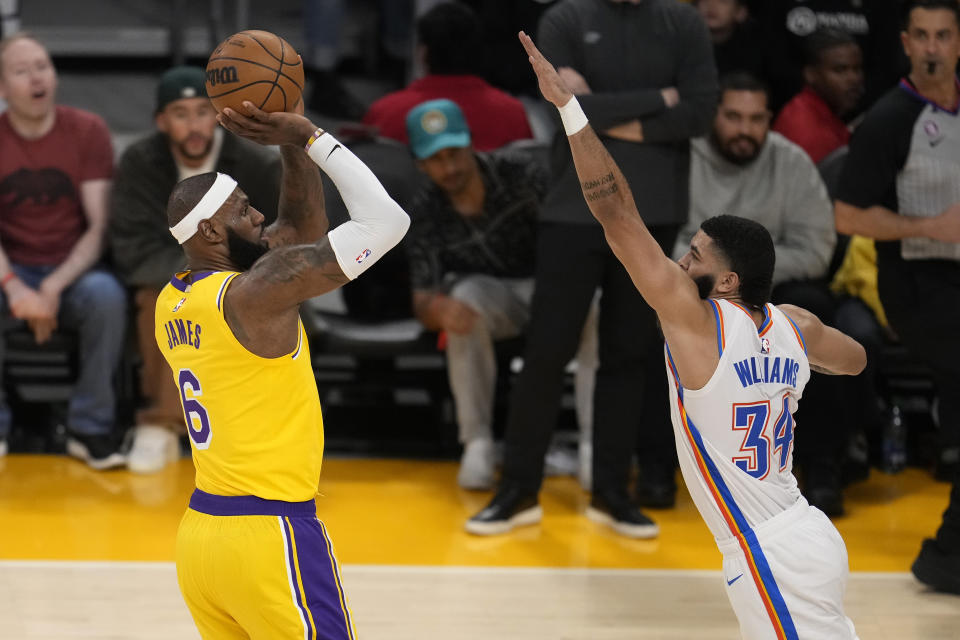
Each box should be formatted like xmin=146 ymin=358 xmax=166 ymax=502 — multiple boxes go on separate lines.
xmin=363 ymin=2 xmax=533 ymax=150
xmin=773 ymin=28 xmax=864 ymax=164
xmin=0 ymin=34 xmax=126 ymax=468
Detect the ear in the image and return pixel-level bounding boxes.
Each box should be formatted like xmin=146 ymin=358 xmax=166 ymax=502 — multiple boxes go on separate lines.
xmin=155 ymin=111 xmax=168 ymax=133
xmin=802 ymin=64 xmax=816 ymax=86
xmin=195 ymin=218 xmax=224 ymax=244
xmin=716 ymin=270 xmax=740 ymax=296
xmin=900 ymin=30 xmax=910 ymax=58
xmin=735 ymin=5 xmax=748 ymax=24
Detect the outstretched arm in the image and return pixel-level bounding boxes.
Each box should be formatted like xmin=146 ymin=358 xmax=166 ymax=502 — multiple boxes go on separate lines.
xmin=519 ymin=32 xmax=705 ymax=327
xmin=778 ymin=304 xmax=866 ymax=376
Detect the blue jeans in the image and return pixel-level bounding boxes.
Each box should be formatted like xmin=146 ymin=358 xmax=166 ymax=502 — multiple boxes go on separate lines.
xmin=0 ymin=265 xmax=127 ymax=438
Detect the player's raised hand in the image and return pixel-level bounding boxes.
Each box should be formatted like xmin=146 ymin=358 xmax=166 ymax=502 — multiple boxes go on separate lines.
xmin=518 ymin=31 xmax=573 ymax=108
xmin=218 ymin=101 xmax=317 ymax=148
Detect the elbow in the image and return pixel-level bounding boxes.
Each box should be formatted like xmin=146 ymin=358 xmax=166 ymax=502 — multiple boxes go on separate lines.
xmin=380 ymin=200 xmax=411 ymax=254
xmin=394 ymin=204 xmax=411 ymax=241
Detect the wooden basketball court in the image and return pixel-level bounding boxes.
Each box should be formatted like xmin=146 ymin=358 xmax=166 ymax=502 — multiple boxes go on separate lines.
xmin=1 ymin=455 xmax=957 ymax=638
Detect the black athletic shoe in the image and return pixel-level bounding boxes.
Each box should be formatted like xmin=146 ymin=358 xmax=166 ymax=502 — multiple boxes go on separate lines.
xmin=586 ymin=491 xmax=659 ymax=539
xmin=912 ymin=538 xmax=960 ymax=595
xmin=465 ymin=486 xmax=541 ymax=536
xmin=636 ymin=460 xmax=678 ymax=509
xmin=66 ymin=432 xmax=126 ymax=470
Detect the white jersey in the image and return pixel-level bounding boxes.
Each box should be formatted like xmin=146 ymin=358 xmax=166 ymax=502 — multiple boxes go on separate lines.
xmin=665 ymin=298 xmax=809 ymax=541
xmin=666 ymin=299 xmax=856 ymax=640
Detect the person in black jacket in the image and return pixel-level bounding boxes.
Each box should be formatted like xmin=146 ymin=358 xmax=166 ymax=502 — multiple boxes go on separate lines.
xmin=109 ymin=66 xmax=280 ymax=474
xmin=467 ymin=0 xmax=718 ymax=538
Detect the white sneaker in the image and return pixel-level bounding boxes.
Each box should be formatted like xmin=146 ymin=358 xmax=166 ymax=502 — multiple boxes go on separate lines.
xmin=458 ymin=438 xmax=495 ymax=490
xmin=127 ymin=425 xmax=180 ymax=474
xmin=0 ymin=439 xmax=7 ymax=458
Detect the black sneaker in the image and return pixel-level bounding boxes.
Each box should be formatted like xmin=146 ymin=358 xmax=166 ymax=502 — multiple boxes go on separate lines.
xmin=465 ymin=486 xmax=541 ymax=536
xmin=636 ymin=460 xmax=678 ymax=509
xmin=912 ymin=538 xmax=960 ymax=595
xmin=66 ymin=432 xmax=126 ymax=470
xmin=586 ymin=491 xmax=659 ymax=539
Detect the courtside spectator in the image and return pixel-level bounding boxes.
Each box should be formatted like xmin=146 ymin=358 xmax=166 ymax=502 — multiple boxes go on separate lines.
xmin=774 ymin=28 xmax=864 ymax=164
xmin=0 ymin=33 xmax=125 ymax=469
xmin=405 ymin=99 xmax=596 ymax=489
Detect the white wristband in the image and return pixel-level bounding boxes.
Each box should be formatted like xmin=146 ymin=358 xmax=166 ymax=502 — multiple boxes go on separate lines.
xmin=558 ymin=96 xmax=588 ymax=136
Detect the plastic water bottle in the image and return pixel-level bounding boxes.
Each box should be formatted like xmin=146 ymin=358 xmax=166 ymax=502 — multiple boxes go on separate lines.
xmin=882 ymin=405 xmax=907 ymax=474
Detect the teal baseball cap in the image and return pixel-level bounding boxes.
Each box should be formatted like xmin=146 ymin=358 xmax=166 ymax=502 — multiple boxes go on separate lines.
xmin=406 ymin=99 xmax=471 ymax=159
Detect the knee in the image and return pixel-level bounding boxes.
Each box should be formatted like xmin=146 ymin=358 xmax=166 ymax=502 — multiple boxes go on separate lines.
xmin=446 ymin=323 xmax=491 ymax=352
xmin=74 ymin=271 xmax=128 ymax=316
xmin=449 ymin=276 xmax=491 ymax=310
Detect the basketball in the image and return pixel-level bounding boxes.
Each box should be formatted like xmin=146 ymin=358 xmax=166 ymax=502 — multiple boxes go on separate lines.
xmin=205 ymin=30 xmax=304 ymax=114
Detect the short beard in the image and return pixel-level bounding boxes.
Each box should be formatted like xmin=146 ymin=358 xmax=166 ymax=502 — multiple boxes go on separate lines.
xmin=710 ymin=130 xmax=762 ymax=166
xmin=693 ymin=273 xmax=715 ymax=300
xmin=226 ymin=227 xmax=269 ymax=271
xmin=176 ymin=137 xmax=214 ymax=161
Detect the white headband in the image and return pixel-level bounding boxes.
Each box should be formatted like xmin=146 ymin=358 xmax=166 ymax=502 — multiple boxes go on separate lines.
xmin=169 ymin=173 xmax=238 ymax=244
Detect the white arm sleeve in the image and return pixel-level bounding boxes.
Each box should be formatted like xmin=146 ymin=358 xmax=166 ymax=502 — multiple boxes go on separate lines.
xmin=306 ymin=132 xmax=411 ymax=280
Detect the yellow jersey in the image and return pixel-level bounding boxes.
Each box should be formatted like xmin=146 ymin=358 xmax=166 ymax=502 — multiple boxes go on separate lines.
xmin=155 ymin=270 xmax=324 ymax=501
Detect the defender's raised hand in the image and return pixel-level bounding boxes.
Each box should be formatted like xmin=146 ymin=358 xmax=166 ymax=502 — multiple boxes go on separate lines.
xmin=217 ymin=101 xmax=316 ymax=148
xmin=519 ymin=31 xmax=573 ymax=108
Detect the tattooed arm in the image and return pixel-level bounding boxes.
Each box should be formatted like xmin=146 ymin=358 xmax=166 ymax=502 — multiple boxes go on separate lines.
xmin=520 ymin=32 xmax=707 ymax=331
xmin=223 ymin=241 xmax=350 ymax=357
xmin=265 ymin=146 xmax=328 ymax=247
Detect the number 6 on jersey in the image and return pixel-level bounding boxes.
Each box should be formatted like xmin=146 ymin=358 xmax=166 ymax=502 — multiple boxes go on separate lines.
xmin=179 ymin=369 xmax=212 ymax=449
